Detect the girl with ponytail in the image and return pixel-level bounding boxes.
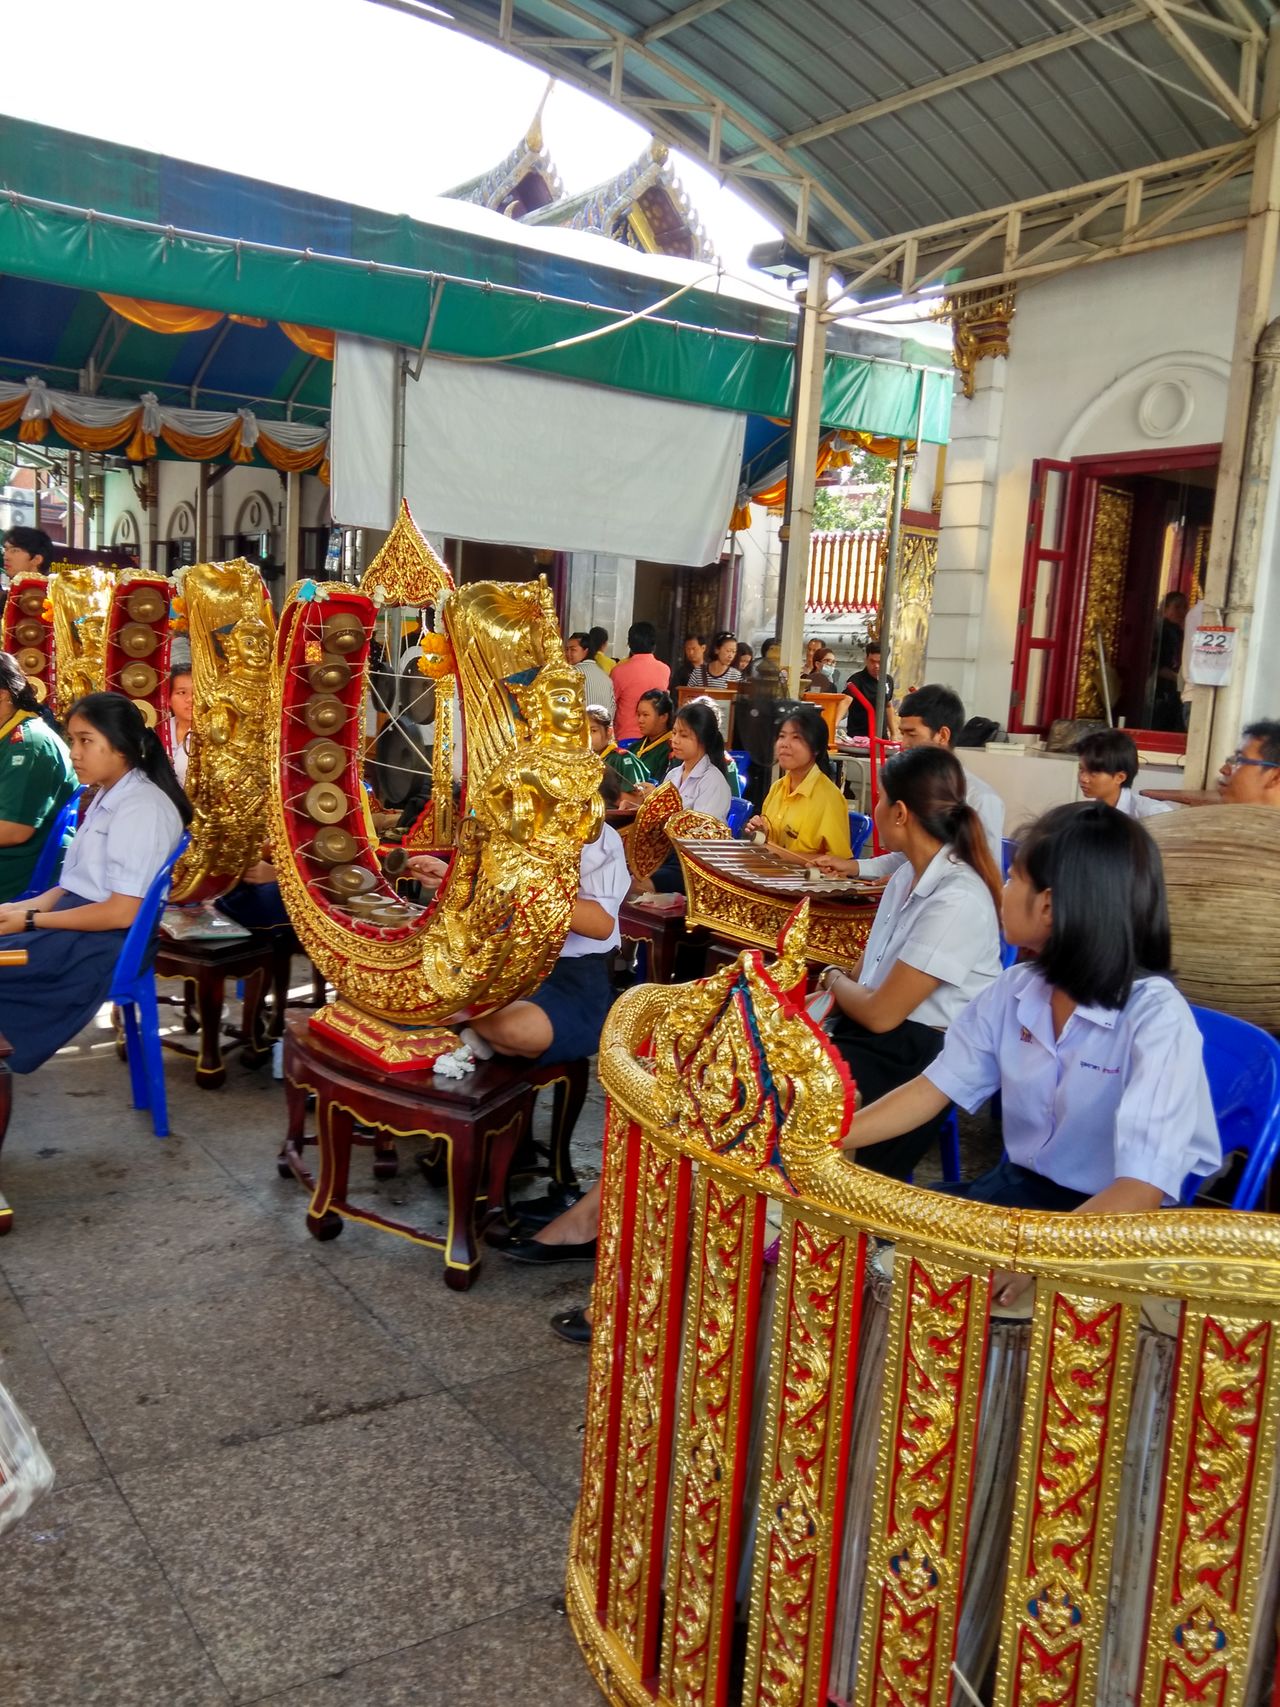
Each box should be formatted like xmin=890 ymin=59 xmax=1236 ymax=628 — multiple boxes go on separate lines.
xmin=0 ymin=691 xmax=187 ymax=1074
xmin=815 ymin=745 xmax=1002 ymax=1179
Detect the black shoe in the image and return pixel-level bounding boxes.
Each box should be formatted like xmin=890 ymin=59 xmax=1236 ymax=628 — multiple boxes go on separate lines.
xmin=508 ymin=1187 xmax=583 ymax=1228
xmin=499 ymin=1237 xmax=597 ymax=1265
xmin=550 ymin=1306 xmax=592 ymax=1345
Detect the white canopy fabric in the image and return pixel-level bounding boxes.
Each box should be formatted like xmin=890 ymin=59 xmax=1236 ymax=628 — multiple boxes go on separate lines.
xmin=332 ymin=336 xmax=746 ymax=567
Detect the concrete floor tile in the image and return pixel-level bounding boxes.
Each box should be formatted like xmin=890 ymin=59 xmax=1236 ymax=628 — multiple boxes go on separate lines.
xmin=0 ymin=1479 xmax=232 ymax=1705
xmin=452 ymin=1354 xmax=589 ymax=1513
xmin=34 ymin=1264 xmax=438 ymax=1474
xmin=0 ymin=1300 xmax=108 ymax=1489
xmin=119 ymin=1394 xmax=572 ymax=1702
xmin=1 ymin=1090 xmax=232 ymax=1204
xmin=0 ymin=1180 xmax=300 ymax=1323
xmin=251 ymin=1598 xmax=600 ymax=1706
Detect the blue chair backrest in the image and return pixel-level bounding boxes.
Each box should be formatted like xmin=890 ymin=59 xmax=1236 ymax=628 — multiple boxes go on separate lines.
xmin=726 ymin=797 xmax=752 ymax=837
xmin=20 ymin=785 xmax=84 ymax=899
xmin=1001 ymin=837 xmax=1018 ymax=879
xmin=727 ymin=749 xmax=749 ymax=779
xmin=108 ymin=832 xmax=191 ymax=1000
xmin=1184 ymin=1004 xmax=1280 ymax=1210
xmin=849 ymin=812 xmax=873 ymax=857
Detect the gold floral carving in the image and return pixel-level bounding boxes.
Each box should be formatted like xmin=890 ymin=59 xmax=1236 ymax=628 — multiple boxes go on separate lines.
xmin=1074 ymin=486 xmax=1132 ymax=719
xmin=678 ymin=845 xmax=875 ymax=966
xmin=1139 ymin=1311 xmax=1280 ymax=1707
xmin=858 ymin=1251 xmax=988 ymax=1707
xmin=170 ymin=560 xmax=275 ymax=905
xmin=268 ymin=508 xmax=604 ymax=1037
xmin=626 ymin=781 xmax=684 ymax=880
xmin=891 ymin=525 xmax=940 ymax=697
xmin=995 ymin=1294 xmax=1139 ymax=1707
xmin=943 ymin=285 xmax=1016 ymax=399
xmin=48 ymin=561 xmax=114 ymax=716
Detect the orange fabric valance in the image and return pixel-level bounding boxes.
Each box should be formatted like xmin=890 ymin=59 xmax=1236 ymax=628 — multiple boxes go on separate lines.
xmin=97 ymin=294 xmax=335 ymax=363
xmin=279 ymin=323 xmax=336 ymax=361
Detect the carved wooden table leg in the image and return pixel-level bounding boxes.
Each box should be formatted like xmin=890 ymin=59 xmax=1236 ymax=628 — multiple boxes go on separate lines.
xmin=194 ymin=967 xmax=229 ymax=1089
xmin=307 ymin=1091 xmax=350 ymax=1241
xmin=239 ymin=964 xmax=271 ymax=1065
xmin=279 ymin=1041 xmax=314 ymax=1187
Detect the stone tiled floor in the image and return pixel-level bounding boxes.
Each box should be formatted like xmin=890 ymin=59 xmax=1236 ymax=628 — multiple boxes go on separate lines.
xmin=0 ymin=971 xmax=1001 ymax=1705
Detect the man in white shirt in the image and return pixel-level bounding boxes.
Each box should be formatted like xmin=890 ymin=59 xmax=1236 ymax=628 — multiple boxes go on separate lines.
xmin=1075 ymin=728 xmax=1176 ymax=819
xmin=566 ymin=633 xmax=615 ymax=720
xmin=821 ymin=684 xmax=1005 ymax=878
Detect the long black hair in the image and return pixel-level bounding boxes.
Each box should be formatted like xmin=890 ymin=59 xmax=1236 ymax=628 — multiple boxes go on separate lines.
xmin=0 ymin=649 xmax=47 ymax=718
xmin=67 ymin=692 xmax=193 ymax=825
xmin=1014 ymin=801 xmax=1171 ymax=1008
xmin=879 ymin=745 xmax=1002 ymax=911
xmin=638 ymin=688 xmax=673 ymax=731
xmin=674 ymin=701 xmax=729 ymax=774
xmin=778 ymin=703 xmax=834 ymax=778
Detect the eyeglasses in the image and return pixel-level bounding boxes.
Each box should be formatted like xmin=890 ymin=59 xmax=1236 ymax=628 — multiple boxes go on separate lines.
xmin=1223 ymin=752 xmax=1280 ymax=772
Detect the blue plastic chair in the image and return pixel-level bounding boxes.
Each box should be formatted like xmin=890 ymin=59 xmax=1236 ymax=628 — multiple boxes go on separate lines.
xmin=938 ymin=1107 xmax=962 ymax=1183
xmin=1182 ymin=1005 xmax=1280 ymax=1211
xmin=18 ymin=786 xmax=84 ymax=900
xmin=1001 ymin=837 xmax=1018 ymax=879
xmin=109 ymin=832 xmax=190 ymax=1139
xmin=726 ymin=797 xmax=752 ymax=837
xmin=848 ymin=812 xmax=873 ymax=857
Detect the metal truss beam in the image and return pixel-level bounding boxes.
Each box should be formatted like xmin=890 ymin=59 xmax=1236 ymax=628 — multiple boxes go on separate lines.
xmin=1132 ymin=0 xmax=1258 ymax=129
xmin=823 ymin=140 xmax=1256 ymax=311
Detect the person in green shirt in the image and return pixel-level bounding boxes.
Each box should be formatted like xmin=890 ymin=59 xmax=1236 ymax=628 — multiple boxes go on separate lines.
xmin=0 ymin=652 xmax=77 ymax=902
xmin=587 ymin=704 xmax=648 ymax=795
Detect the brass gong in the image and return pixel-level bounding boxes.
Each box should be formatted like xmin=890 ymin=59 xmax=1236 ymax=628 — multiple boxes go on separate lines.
xmin=136 ymin=700 xmax=158 ymax=729
xmin=16 ymin=588 xmax=45 ymax=617
xmin=304 ymin=781 xmax=348 ymax=825
xmin=118 ymin=622 xmax=159 ymax=659
xmin=307 ymin=657 xmax=351 ymax=694
xmin=328 ymin=863 xmax=377 ymax=898
xmin=16 ymin=647 xmax=45 ymax=675
xmin=125 ymin=586 xmax=168 ymax=623
xmin=13 ymin=619 xmax=46 ymax=646
xmin=312 ymin=826 xmax=358 ymax=865
xmin=303 ymin=695 xmax=347 ymax=736
xmin=321 ymin=613 xmax=365 ymax=656
xmin=120 ymin=662 xmax=159 ymax=698
xmin=302 ymin=737 xmax=346 ymax=782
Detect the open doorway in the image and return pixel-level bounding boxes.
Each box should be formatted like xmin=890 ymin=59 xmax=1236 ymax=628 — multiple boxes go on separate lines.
xmin=1010 ymin=444 xmax=1217 ymax=743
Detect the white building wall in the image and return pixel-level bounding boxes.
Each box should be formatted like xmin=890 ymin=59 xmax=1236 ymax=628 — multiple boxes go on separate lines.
xmin=927 ymin=232 xmax=1277 ymax=725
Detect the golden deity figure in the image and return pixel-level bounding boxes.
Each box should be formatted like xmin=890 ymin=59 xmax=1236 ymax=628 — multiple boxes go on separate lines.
xmin=170 ymin=561 xmax=276 ymax=905
xmin=48 ymin=563 xmax=115 ymax=716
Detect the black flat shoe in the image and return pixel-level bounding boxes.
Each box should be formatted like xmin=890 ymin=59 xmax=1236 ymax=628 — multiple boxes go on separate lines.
xmin=499 ymin=1237 xmax=598 ymax=1265
xmin=508 ymin=1188 xmax=584 ymax=1228
xmin=550 ymin=1306 xmax=592 ymax=1345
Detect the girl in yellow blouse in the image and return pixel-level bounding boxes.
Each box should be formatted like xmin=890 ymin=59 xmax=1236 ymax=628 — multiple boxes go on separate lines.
xmin=743 ymin=705 xmax=852 ymax=862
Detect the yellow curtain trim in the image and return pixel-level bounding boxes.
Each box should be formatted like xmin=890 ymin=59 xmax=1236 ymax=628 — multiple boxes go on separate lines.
xmin=255 ymin=430 xmax=328 ymax=474
xmin=0 ymin=396 xmax=26 ymax=432
xmin=18 ymin=417 xmax=47 ymax=443
xmin=729 ymin=502 xmax=752 ymax=530
xmin=49 ymin=408 xmax=141 ymax=454
xmin=279 ymin=322 xmax=336 ymax=361
xmin=100 ymin=294 xmax=225 ymax=335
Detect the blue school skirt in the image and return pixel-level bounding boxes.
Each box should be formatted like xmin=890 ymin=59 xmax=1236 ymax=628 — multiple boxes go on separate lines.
xmin=0 ymin=893 xmax=127 ymax=1073
xmin=525 ymin=952 xmax=614 ymax=1066
xmin=936 ymin=1158 xmax=1089 ymax=1210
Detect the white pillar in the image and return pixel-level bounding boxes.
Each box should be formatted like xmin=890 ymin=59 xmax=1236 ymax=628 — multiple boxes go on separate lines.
xmin=778 ymin=256 xmax=830 ymax=693
xmin=923 ymin=361 xmax=1006 ymax=712
xmin=284 ymin=472 xmax=303 ymax=593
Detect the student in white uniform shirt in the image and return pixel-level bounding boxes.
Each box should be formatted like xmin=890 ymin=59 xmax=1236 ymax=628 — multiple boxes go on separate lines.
xmin=634 ymin=701 xmax=734 ymax=897
xmin=0 ymin=692 xmax=189 ymax=1073
xmin=815 ymin=745 xmax=1002 ymax=1179
xmin=166 ymin=666 xmax=193 ymax=791
xmin=840 ymin=803 xmax=1220 ymax=1301
xmin=1075 ymin=728 xmax=1177 ymax=819
xmin=815 ymin=684 xmax=1005 ymax=879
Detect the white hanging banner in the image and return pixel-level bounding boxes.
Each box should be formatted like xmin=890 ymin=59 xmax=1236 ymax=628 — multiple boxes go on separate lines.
xmin=330 ymin=337 xmax=745 ymax=567
xmin=1187 ymin=624 xmax=1237 ymax=687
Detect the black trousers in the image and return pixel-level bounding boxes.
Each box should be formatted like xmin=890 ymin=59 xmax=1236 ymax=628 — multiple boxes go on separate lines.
xmin=831 ymin=1013 xmax=949 ymax=1179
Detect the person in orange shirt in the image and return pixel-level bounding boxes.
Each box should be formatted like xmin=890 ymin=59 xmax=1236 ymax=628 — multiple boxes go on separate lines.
xmin=610 ymin=621 xmax=671 ymax=741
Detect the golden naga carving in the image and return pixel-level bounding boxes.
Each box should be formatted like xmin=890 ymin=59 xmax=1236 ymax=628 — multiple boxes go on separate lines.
xmin=169 ymin=559 xmax=276 ymax=905
xmin=567 ymin=903 xmax=1280 ymax=1707
xmin=267 ymin=504 xmax=603 ymax=1070
xmin=47 ymin=562 xmax=115 ymax=716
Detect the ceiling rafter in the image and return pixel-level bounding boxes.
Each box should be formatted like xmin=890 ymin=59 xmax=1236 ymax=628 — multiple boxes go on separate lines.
xmin=586 ymin=0 xmax=737 ymax=69
xmin=1131 ymin=0 xmax=1259 ymax=128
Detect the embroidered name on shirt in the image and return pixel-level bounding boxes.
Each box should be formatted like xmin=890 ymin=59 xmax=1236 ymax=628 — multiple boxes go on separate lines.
xmin=1080 ymin=1061 xmax=1121 ymax=1074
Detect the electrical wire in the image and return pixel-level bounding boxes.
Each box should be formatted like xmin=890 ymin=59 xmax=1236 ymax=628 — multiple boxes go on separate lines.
xmin=1043 ymin=0 xmax=1242 ymax=123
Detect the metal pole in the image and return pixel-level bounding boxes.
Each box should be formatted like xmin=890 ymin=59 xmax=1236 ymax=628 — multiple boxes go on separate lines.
xmin=777 ymin=255 xmax=830 ymax=694
xmin=392 ymin=351 xmax=408 ymax=515
xmin=1186 ymin=15 xmax=1280 ymax=784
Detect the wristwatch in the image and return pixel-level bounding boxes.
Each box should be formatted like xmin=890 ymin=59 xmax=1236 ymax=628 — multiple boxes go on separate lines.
xmin=24 ymin=909 xmax=38 ymax=932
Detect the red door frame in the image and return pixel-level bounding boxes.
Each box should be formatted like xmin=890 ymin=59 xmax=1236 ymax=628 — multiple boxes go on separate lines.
xmin=1009 ymin=443 xmax=1220 ymax=734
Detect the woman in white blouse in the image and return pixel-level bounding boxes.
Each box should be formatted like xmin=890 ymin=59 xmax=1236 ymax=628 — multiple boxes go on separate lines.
xmin=0 ymin=692 xmax=190 ymax=1072
xmin=633 ymin=701 xmax=733 ymax=896
xmin=816 ymin=745 xmax=1002 ymax=1178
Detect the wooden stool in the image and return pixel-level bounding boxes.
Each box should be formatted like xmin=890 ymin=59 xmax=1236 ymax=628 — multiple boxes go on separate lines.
xmin=153 ymin=936 xmax=275 ymax=1089
xmin=0 ymin=1031 xmax=12 ymax=1236
xmin=279 ymin=1016 xmax=531 ymax=1290
xmin=494 ymin=1055 xmax=591 ymax=1192
xmin=619 ymin=896 xmax=706 ymax=984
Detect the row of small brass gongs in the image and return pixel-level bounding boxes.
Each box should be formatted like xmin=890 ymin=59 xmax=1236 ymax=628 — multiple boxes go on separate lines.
xmin=114 ymin=584 xmax=168 ymax=727
xmin=11 ymin=584 xmax=53 ymax=702
xmin=300 ymin=612 xmax=405 ymax=925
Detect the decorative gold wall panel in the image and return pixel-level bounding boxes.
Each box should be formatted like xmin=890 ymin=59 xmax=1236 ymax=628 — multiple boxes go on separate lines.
xmin=1074 ymin=486 xmax=1132 ymax=719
